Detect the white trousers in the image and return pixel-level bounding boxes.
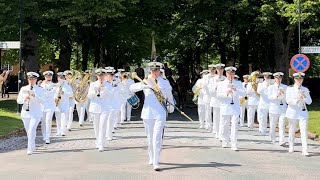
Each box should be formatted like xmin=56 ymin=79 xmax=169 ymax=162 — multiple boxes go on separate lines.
xmin=76 ymin=103 xmax=86 ymax=125
xmin=240 ymin=105 xmax=247 ymax=126
xmin=220 ymin=115 xmax=239 ymax=148
xmin=113 ymin=110 xmax=121 ymax=129
xmin=197 ymin=104 xmax=205 ymax=127
xmin=205 ymin=104 xmax=212 ymax=131
xmin=257 ymin=108 xmax=269 ymax=133
xmin=55 ymin=110 xmax=68 ymax=135
xmin=121 ymin=102 xmax=132 ymax=122
xmin=106 ymin=110 xmax=117 ymax=139
xmin=288 ymin=118 xmax=308 ymax=153
xmin=212 ymin=107 xmax=220 ymax=138
xmin=247 ymin=105 xmax=257 ymax=128
xmin=143 ymin=118 xmax=166 ymax=167
xmin=269 ymin=113 xmax=286 ymax=143
xmin=67 ymin=104 xmax=75 ymax=129
xmin=41 ymin=110 xmax=54 ymax=141
xmin=22 ymin=117 xmax=40 ymax=152
xmin=92 ymin=112 xmax=108 ymax=148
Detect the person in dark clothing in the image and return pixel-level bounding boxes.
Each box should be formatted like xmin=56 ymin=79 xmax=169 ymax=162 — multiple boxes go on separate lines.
xmin=134 ymin=63 xmax=145 ymax=105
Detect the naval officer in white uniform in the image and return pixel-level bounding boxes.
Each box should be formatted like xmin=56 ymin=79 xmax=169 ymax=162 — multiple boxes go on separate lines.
xmin=17 ymin=72 xmax=46 ymax=155
xmin=216 ymin=67 xmax=245 ymax=150
xmin=285 ymin=72 xmax=312 ymax=156
xmin=130 ymin=62 xmax=174 ymax=171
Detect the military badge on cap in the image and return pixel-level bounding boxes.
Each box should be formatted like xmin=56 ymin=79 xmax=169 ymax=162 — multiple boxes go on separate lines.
xmin=43 ymin=71 xmax=53 ymax=76
xmin=224 ymin=66 xmax=237 ymax=72
xmin=105 ymin=66 xmax=116 ymax=74
xmin=57 ymin=72 xmax=64 ymax=76
xmin=147 ymin=62 xmax=163 ymax=70
xmin=27 ymin=72 xmax=39 ymax=78
xmin=262 ymin=72 xmax=273 ymax=76
xmin=293 ymin=72 xmax=305 ymax=79
xmin=273 ymin=72 xmax=284 ymax=77
xmin=243 ymin=75 xmax=250 ymax=79
xmin=215 ymin=63 xmax=225 ymax=69
xmin=95 ymin=68 xmax=106 ymax=75
xmin=63 ymin=70 xmax=72 ymax=76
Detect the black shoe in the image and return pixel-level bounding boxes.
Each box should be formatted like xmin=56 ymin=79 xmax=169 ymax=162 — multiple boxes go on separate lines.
xmin=80 ymin=124 xmax=83 ymax=127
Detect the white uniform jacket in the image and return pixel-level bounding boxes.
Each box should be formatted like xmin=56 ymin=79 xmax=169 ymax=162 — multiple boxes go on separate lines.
xmin=239 ymin=82 xmax=248 ymax=107
xmin=217 ymin=79 xmax=245 ymax=116
xmin=257 ymin=81 xmax=270 ymax=109
xmin=192 ymin=78 xmax=205 ymax=105
xmin=246 ymin=82 xmax=260 ymax=106
xmin=285 ymin=84 xmax=312 ymax=120
xmin=41 ymin=81 xmax=58 ymax=112
xmin=209 ymin=75 xmax=226 ymax=107
xmin=130 ymin=77 xmax=174 ymax=120
xmin=88 ymin=80 xmax=114 ymax=113
xmin=55 ymin=81 xmax=73 ymax=112
xmin=267 ymin=83 xmax=287 ymax=114
xmin=111 ymin=80 xmax=127 ymax=111
xmin=202 ymin=74 xmax=215 ymax=104
xmin=17 ymin=85 xmax=46 ymax=119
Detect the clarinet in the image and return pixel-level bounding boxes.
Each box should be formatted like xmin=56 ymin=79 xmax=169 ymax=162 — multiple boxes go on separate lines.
xmin=230 ymin=80 xmax=234 ymax=105
xmin=26 ymin=85 xmax=33 ymax=111
xmin=278 ymin=84 xmax=283 ymax=106
xmin=97 ymin=81 xmax=103 ymax=97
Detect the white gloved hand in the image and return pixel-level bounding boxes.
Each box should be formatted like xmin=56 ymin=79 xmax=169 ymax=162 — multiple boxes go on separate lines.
xmin=168 ymin=105 xmax=174 ymax=113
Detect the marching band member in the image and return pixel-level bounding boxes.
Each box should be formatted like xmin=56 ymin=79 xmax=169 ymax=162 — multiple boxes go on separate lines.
xmin=40 ymin=71 xmax=57 ymax=143
xmin=239 ymin=75 xmax=249 ymax=127
xmin=54 ymin=72 xmax=73 ymax=136
xmin=64 ymin=70 xmax=76 ymax=130
xmin=285 ymin=72 xmax=312 ymax=156
xmin=88 ymin=68 xmax=114 ymax=152
xmin=203 ymin=64 xmax=216 ymax=132
xmin=130 ymin=62 xmax=174 ymax=171
xmin=267 ymin=72 xmax=287 ymax=144
xmin=217 ymin=67 xmax=245 ymax=150
xmin=104 ymin=67 xmax=120 ymax=141
xmin=257 ymin=72 xmax=272 ymax=134
xmin=120 ymin=71 xmax=135 ymax=122
xmin=246 ymin=71 xmax=260 ymax=129
xmin=17 ymin=72 xmax=45 ymax=155
xmin=75 ymin=74 xmax=89 ymax=127
xmin=209 ymin=63 xmax=226 ymax=139
xmin=192 ymin=70 xmax=208 ymax=128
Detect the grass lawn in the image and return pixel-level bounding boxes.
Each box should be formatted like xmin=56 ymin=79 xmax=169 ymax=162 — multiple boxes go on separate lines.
xmin=308 ymin=99 xmax=320 ymax=136
xmin=0 ymin=99 xmax=23 ymax=136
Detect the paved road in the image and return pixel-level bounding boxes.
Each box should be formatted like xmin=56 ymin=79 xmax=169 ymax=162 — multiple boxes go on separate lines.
xmin=1 ymin=107 xmax=320 ymax=180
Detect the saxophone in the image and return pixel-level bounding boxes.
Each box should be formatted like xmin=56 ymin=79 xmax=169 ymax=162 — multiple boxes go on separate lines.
xmin=55 ymin=81 xmax=65 ymax=106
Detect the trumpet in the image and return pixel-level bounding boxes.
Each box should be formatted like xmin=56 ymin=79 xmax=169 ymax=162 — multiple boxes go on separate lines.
xmin=298 ymin=86 xmax=307 ymax=111
xmin=277 ymin=85 xmax=284 ymax=105
xmin=26 ymin=85 xmax=34 ymax=111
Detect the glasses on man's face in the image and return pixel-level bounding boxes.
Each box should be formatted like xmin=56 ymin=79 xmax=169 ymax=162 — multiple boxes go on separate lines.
xmin=295 ymin=77 xmax=304 ymax=80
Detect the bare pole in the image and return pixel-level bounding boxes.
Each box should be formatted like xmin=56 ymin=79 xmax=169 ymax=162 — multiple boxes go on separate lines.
xmin=298 ymin=0 xmax=301 ymax=54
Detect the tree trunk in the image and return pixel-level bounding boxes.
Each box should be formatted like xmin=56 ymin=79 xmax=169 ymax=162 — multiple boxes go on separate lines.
xmin=239 ymin=30 xmax=249 ymax=76
xmin=58 ymin=29 xmax=71 ymax=71
xmin=218 ymin=41 xmax=226 ymax=64
xmin=94 ymin=39 xmax=101 ymax=67
xmin=82 ymin=40 xmax=89 ymax=71
xmin=273 ymin=27 xmax=295 ymax=84
xmin=22 ymin=29 xmax=39 ymax=73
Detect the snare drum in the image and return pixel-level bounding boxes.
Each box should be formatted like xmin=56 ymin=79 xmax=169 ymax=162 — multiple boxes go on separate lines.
xmin=127 ymin=94 xmax=140 ymax=107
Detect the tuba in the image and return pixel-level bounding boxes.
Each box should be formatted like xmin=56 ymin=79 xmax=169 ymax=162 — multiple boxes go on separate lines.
xmin=74 ymin=72 xmax=92 ymax=103
xmin=249 ymin=71 xmax=260 ymax=96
